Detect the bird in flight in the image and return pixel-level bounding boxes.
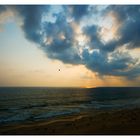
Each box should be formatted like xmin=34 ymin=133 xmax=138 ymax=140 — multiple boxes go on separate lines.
xmin=58 ymin=69 xmax=60 ymax=71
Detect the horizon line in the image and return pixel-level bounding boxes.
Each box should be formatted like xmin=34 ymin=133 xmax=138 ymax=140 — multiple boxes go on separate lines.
xmin=0 ymin=86 xmax=140 ymax=88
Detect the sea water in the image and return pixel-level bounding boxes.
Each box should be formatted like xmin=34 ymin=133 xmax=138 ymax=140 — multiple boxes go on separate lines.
xmin=0 ymin=87 xmax=140 ymax=125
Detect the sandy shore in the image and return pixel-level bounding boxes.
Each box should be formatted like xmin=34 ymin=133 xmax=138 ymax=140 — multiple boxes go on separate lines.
xmin=1 ymin=108 xmax=140 ymax=135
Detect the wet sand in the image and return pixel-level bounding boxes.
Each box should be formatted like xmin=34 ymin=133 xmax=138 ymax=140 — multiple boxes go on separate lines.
xmin=1 ymin=108 xmax=140 ymax=135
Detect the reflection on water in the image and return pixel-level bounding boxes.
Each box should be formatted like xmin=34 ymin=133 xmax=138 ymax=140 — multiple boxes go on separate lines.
xmin=0 ymin=87 xmax=140 ymax=124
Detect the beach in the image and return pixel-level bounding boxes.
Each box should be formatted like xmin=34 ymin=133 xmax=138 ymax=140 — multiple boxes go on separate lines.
xmin=1 ymin=108 xmax=140 ymax=135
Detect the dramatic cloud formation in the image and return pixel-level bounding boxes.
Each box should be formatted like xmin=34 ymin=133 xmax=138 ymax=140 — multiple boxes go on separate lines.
xmin=0 ymin=5 xmax=140 ymax=79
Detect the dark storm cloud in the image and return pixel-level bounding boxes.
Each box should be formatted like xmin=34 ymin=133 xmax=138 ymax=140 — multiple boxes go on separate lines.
xmin=82 ymin=49 xmax=140 ymax=78
xmin=83 ymin=25 xmax=118 ymax=52
xmin=1 ymin=5 xmax=140 ymax=79
xmin=107 ymin=5 xmax=140 ymax=22
xmin=42 ymin=13 xmax=81 ymax=64
xmin=83 ymin=25 xmax=101 ymax=49
xmin=83 ymin=5 xmax=140 ymax=52
xmin=14 ymin=5 xmax=49 ymax=44
xmin=106 ymin=5 xmax=140 ymax=49
xmin=81 ymin=6 xmax=140 ymax=78
xmin=70 ymin=5 xmax=89 ymax=22
xmin=82 ymin=21 xmax=140 ymax=78
xmin=8 ymin=5 xmax=81 ymax=64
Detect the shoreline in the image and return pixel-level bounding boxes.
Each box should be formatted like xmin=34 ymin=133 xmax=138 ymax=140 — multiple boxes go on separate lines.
xmin=1 ymin=108 xmax=140 ymax=135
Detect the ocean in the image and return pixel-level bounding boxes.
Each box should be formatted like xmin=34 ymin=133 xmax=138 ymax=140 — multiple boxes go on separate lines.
xmin=0 ymin=87 xmax=140 ymax=125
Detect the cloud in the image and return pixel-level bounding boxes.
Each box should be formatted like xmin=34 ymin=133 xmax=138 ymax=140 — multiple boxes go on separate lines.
xmin=13 ymin=5 xmax=50 ymax=44
xmin=82 ymin=49 xmax=140 ymax=79
xmin=106 ymin=5 xmax=140 ymax=49
xmin=1 ymin=5 xmax=140 ymax=79
xmin=81 ymin=6 xmax=140 ymax=78
xmin=70 ymin=5 xmax=89 ymax=22
xmin=83 ymin=24 xmax=119 ymax=52
xmin=41 ymin=11 xmax=82 ymax=64
xmin=82 ymin=23 xmax=140 ymax=79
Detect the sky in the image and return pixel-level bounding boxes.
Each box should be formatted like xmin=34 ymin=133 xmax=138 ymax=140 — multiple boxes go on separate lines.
xmin=0 ymin=5 xmax=140 ymax=87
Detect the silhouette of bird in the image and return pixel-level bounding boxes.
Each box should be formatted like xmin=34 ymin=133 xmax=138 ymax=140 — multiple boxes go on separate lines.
xmin=58 ymin=69 xmax=60 ymax=71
